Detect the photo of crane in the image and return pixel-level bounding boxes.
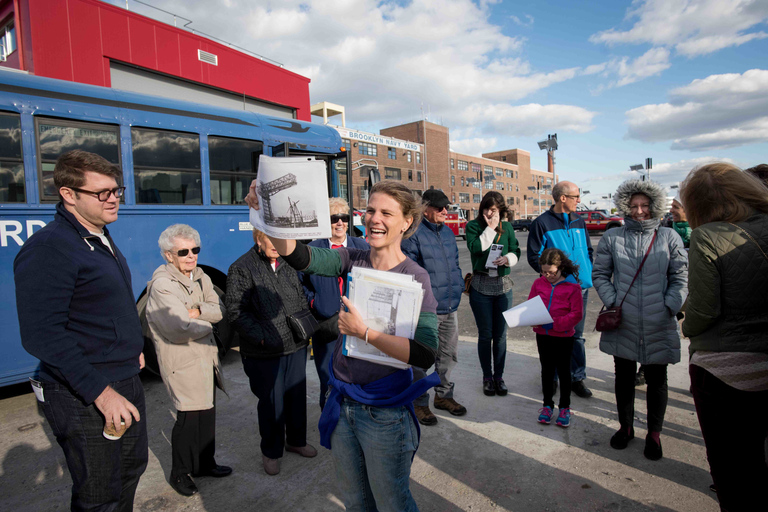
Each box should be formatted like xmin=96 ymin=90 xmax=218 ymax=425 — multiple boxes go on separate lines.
xmin=259 ymin=172 xmax=319 ymax=228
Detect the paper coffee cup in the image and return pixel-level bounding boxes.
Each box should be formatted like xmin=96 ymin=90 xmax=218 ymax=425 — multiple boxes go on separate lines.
xmin=103 ymin=420 xmax=127 ymax=441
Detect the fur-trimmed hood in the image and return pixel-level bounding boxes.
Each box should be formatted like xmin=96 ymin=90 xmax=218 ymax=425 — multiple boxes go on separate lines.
xmin=613 ymin=179 xmax=667 ymax=219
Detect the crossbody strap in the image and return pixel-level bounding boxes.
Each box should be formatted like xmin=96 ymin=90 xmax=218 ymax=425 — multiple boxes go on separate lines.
xmin=728 ymin=222 xmax=768 ymax=263
xmin=618 ymin=229 xmax=658 ymax=308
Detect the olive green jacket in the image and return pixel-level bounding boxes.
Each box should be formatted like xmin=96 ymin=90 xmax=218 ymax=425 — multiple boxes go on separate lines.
xmin=466 ymin=220 xmax=521 ymax=277
xmin=682 ymin=214 xmax=768 ymax=355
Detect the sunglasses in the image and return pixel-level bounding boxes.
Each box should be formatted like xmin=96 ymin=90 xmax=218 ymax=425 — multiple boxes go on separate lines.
xmin=331 ymin=214 xmax=350 ymax=223
xmin=175 ymin=247 xmax=201 ymax=257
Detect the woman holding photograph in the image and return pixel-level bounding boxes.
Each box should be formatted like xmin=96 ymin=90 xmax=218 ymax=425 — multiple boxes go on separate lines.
xmin=466 ymin=191 xmax=521 ymax=397
xmin=245 ymin=180 xmax=439 ymax=512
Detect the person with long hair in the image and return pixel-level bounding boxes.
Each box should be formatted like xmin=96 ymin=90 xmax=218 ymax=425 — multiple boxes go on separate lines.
xmin=592 ymin=179 xmax=687 ymax=461
xmin=466 ymin=191 xmax=521 ymax=396
xmin=681 ymin=163 xmax=768 ymax=511
xmin=245 ymin=180 xmax=440 ymax=512
xmin=529 ymin=248 xmax=583 ymax=428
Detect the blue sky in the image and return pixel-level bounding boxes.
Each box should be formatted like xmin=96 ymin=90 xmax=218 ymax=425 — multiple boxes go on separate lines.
xmin=114 ymin=0 xmax=768 ymax=209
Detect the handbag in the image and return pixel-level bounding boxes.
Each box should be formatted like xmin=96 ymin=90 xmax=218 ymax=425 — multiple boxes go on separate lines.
xmin=595 ymin=229 xmax=658 ymax=332
xmin=287 ymin=309 xmax=320 ymax=343
xmin=463 ymin=273 xmax=473 ymax=295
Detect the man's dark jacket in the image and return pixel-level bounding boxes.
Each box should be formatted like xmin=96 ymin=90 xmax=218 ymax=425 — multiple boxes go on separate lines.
xmin=401 ymin=219 xmax=463 ymax=315
xmin=14 ymin=203 xmax=143 ymax=405
xmin=300 ymin=236 xmax=370 ymax=319
xmin=226 ymin=246 xmax=309 ymax=358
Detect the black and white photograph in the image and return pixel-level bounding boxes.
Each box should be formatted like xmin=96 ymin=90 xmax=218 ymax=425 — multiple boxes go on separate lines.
xmin=249 ymin=155 xmax=331 ymax=239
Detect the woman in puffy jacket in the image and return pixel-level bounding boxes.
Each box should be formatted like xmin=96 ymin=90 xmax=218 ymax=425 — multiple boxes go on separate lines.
xmin=681 ymin=163 xmax=768 ymax=511
xmin=592 ymin=180 xmax=688 ymax=461
xmin=144 ymin=224 xmax=230 ymax=497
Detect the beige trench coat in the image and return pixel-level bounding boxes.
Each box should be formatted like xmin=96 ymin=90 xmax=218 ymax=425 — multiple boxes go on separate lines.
xmin=144 ymin=264 xmax=226 ymax=411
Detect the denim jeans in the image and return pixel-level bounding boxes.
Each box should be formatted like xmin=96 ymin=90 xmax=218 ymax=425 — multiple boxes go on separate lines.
xmin=41 ymin=374 xmax=148 ymax=512
xmin=242 ymin=349 xmax=308 ymax=459
xmin=413 ymin=311 xmax=459 ymax=406
xmin=690 ymin=364 xmax=768 ymax=511
xmin=331 ymin=398 xmax=420 ymax=512
xmin=469 ymin=287 xmax=513 ymax=379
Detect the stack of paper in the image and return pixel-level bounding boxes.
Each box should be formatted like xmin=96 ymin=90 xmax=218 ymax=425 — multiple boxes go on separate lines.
xmin=502 ymin=295 xmax=554 ymax=328
xmin=343 ymin=267 xmax=425 ymax=369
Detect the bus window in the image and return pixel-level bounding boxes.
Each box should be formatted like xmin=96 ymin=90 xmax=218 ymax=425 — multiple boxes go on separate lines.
xmin=0 ymin=113 xmax=24 ymax=203
xmin=208 ymin=136 xmax=262 ymax=205
xmin=36 ymin=118 xmax=121 ymax=201
xmin=132 ymin=128 xmax=202 ymax=204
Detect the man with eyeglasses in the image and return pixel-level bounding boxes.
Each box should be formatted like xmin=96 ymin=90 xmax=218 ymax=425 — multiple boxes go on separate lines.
xmin=14 ymin=150 xmax=148 ymax=510
xmin=402 ymin=189 xmax=467 ymax=425
xmin=527 ymin=181 xmax=595 ymax=399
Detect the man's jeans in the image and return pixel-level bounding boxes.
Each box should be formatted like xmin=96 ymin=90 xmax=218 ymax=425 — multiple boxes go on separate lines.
xmin=331 ymin=398 xmax=420 ymax=512
xmin=413 ymin=311 xmax=459 ymax=406
xmin=41 ymin=374 xmax=148 ymax=512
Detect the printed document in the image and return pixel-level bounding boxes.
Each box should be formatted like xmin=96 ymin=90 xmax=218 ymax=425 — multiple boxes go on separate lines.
xmin=502 ymin=295 xmax=554 ymax=328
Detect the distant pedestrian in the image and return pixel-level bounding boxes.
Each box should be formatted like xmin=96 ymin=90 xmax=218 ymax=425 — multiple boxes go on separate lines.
xmin=14 ymin=150 xmax=148 ymax=510
xmin=466 ymin=191 xmax=521 ymax=397
xmin=529 ymin=248 xmax=584 ymax=428
xmin=670 ymin=193 xmax=691 ymax=249
xmin=681 ymin=163 xmax=768 ymax=511
xmin=144 ymin=224 xmax=231 ymax=497
xmin=527 ymin=181 xmax=594 ymax=399
xmin=592 ymin=179 xmax=688 ymax=461
xmin=402 ymin=189 xmax=467 ymax=425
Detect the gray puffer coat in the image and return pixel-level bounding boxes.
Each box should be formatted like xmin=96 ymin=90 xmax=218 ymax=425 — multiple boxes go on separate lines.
xmin=592 ymin=180 xmax=688 ymax=364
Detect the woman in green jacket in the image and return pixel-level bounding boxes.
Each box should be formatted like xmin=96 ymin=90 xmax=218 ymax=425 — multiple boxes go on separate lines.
xmin=681 ymin=163 xmax=768 ymax=512
xmin=466 ymin=191 xmax=521 ymax=396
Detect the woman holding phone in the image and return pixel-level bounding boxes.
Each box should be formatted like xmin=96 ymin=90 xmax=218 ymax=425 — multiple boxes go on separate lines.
xmin=466 ymin=191 xmax=521 ymax=396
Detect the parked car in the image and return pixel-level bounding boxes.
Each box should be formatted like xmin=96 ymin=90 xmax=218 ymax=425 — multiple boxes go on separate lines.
xmin=512 ymin=218 xmax=533 ymax=231
xmin=578 ymin=210 xmax=624 ymax=232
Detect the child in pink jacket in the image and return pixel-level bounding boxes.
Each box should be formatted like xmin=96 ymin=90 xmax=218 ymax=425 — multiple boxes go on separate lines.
xmin=528 ymin=248 xmax=584 ymax=428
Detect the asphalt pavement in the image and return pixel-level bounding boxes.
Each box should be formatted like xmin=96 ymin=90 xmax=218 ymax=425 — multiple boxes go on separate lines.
xmin=0 ymin=231 xmax=720 ymax=511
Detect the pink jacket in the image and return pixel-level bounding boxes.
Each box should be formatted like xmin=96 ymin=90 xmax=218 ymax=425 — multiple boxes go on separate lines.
xmin=528 ymin=275 xmax=584 ymax=337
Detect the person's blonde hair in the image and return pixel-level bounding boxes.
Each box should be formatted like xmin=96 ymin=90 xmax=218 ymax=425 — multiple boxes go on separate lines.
xmin=369 ymin=181 xmax=424 ymax=239
xmin=252 ymin=228 xmax=268 ymax=245
xmin=329 ymin=196 xmax=350 ymax=214
xmin=680 ymin=162 xmax=768 ymax=229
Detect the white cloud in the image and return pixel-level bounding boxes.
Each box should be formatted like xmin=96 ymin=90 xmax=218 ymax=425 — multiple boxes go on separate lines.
xmin=450 ymin=137 xmax=499 ymax=156
xmin=625 ymin=69 xmax=768 ymax=150
xmin=510 ymin=14 xmax=534 ymax=27
xmin=135 ymin=0 xmax=595 ymax=139
xmin=461 ymin=103 xmax=596 ymax=136
xmin=590 ymin=0 xmax=768 ymax=57
xmin=615 ymin=47 xmax=671 ymax=86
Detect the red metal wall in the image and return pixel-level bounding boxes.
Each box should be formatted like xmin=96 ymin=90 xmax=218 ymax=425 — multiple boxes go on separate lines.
xmin=5 ymin=0 xmax=311 ymax=120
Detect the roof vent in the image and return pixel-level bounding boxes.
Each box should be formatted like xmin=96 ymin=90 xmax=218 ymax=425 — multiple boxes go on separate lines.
xmin=198 ymin=50 xmax=218 ymax=66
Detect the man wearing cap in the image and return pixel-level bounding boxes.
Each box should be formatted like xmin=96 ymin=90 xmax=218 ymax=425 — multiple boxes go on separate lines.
xmin=401 ymin=189 xmax=467 ymax=425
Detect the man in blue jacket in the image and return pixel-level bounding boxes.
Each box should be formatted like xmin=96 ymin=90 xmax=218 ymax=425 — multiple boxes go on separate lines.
xmin=402 ymin=189 xmax=466 ymax=425
xmin=14 ymin=150 xmax=148 ymax=509
xmin=527 ymin=181 xmax=594 ymax=398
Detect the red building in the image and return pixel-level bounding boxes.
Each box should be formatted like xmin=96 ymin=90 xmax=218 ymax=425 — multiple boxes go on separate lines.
xmin=0 ymin=0 xmax=311 ymax=120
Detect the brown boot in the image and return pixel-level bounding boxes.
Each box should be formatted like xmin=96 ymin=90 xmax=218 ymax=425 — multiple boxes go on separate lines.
xmin=286 ymin=443 xmax=318 ymax=458
xmin=414 ymin=405 xmax=438 ymax=426
xmin=262 ymin=455 xmax=280 ymax=476
xmin=434 ymin=396 xmax=467 ymax=416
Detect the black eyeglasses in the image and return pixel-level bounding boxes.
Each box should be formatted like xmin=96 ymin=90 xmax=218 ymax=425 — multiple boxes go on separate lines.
xmin=331 ymin=214 xmax=350 ymax=223
xmin=69 ymin=186 xmax=126 ymax=202
xmin=175 ymin=247 xmax=201 ymax=257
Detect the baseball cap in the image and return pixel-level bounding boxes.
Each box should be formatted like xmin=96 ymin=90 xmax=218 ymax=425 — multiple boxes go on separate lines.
xmin=422 ymin=189 xmax=450 ymax=209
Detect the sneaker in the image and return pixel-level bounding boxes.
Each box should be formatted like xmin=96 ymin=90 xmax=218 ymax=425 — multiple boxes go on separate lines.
xmin=556 ymin=407 xmax=571 ymax=428
xmin=414 ymin=405 xmax=438 ymax=426
xmin=538 ymin=406 xmax=554 ymax=424
xmin=434 ymin=396 xmax=467 ymax=416
xmin=572 ymin=380 xmax=593 ymax=398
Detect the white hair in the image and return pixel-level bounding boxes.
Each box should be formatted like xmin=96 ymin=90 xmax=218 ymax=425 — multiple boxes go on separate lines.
xmin=158 ymin=224 xmax=201 ymax=260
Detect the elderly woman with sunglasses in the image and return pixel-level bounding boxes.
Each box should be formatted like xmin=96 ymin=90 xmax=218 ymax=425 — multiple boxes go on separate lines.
xmin=143 ymin=224 xmax=230 ymax=497
xmin=299 ymin=197 xmax=369 ymax=409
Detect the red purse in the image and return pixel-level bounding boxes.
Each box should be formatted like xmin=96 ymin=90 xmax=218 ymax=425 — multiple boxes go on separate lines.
xmin=595 ymin=230 xmax=657 ymax=332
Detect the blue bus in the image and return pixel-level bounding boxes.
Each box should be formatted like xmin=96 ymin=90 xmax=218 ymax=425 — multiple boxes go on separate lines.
xmin=0 ymin=69 xmax=351 ymax=386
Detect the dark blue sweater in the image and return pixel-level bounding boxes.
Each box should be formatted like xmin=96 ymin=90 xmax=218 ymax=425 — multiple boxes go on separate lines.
xmin=300 ymin=236 xmax=370 ymax=319
xmin=401 ymin=219 xmax=464 ymax=314
xmin=14 ymin=203 xmax=143 ymax=404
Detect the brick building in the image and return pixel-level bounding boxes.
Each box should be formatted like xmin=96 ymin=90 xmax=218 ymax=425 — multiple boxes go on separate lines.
xmin=327 ymin=118 xmax=557 ymax=220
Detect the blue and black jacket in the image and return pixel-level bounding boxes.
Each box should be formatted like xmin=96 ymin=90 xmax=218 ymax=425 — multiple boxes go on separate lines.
xmin=527 ymin=206 xmax=594 ymax=289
